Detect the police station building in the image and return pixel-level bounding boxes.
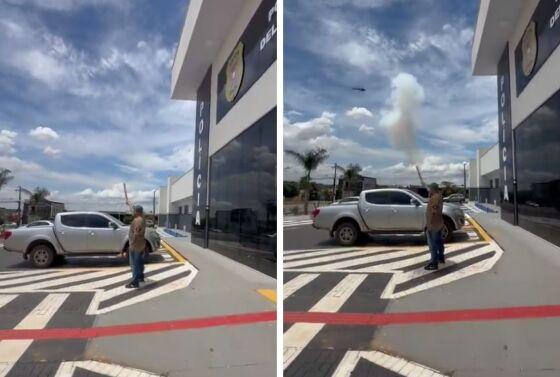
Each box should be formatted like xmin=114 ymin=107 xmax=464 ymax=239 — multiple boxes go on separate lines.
xmin=168 ymin=0 xmax=277 ymax=276
xmin=472 ymin=0 xmax=560 ymax=247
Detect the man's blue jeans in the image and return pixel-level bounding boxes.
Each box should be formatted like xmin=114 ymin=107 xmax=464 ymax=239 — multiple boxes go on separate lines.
xmin=426 ymin=229 xmax=444 ymax=263
xmin=129 ymin=250 xmax=145 ymax=284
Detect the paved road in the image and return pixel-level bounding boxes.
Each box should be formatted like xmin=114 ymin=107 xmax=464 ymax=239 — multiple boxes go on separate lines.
xmin=0 ymin=246 xmax=193 ymax=376
xmin=283 ymin=217 xmax=503 ymax=377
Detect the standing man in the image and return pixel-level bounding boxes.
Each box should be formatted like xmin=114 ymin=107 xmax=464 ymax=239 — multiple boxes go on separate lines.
xmin=126 ymin=205 xmax=146 ymax=288
xmin=424 ymin=183 xmax=445 ymax=270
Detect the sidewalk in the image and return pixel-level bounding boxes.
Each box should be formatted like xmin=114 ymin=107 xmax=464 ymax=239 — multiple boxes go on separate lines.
xmin=86 ymin=239 xmax=277 ymax=376
xmin=372 ymin=210 xmax=560 ymax=376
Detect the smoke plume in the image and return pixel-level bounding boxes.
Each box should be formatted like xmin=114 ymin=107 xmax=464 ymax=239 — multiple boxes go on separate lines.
xmin=380 ymin=73 xmax=425 ymax=164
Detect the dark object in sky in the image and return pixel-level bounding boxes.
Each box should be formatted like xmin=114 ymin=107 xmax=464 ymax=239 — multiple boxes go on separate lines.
xmin=351 ymin=87 xmax=366 ymax=92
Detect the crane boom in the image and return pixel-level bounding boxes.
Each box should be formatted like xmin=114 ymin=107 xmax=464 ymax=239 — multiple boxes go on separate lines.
xmin=123 ymin=182 xmax=133 ymax=214
xmin=415 ymin=165 xmax=426 ymax=188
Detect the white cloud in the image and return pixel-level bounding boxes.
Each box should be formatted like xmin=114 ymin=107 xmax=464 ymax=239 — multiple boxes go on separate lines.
xmin=3 ymin=0 xmax=131 ymax=11
xmin=0 ymin=130 xmax=17 ymax=154
xmin=43 ymin=146 xmax=61 ymax=157
xmin=346 ymin=107 xmax=373 ymax=118
xmin=323 ymin=0 xmax=399 ymax=9
xmin=29 ymin=126 xmax=60 ymax=141
xmin=364 ymin=155 xmax=466 ymax=186
xmin=284 ymin=114 xmax=334 ymax=143
xmin=358 ymin=124 xmax=376 ymax=134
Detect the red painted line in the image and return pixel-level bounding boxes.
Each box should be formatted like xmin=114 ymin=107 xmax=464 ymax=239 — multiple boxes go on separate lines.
xmin=0 ymin=311 xmax=276 ymax=340
xmin=285 ymin=305 xmax=560 ymax=326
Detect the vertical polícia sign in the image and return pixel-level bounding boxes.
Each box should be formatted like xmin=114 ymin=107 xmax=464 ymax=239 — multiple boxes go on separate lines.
xmin=192 ymin=68 xmax=211 ymax=247
xmin=497 ymin=46 xmax=515 ymax=224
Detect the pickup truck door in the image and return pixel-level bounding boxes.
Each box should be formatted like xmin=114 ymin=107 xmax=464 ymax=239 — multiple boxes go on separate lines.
xmin=359 ymin=191 xmax=395 ymax=230
xmin=56 ymin=214 xmax=89 ymax=252
xmin=387 ymin=192 xmax=425 ymax=231
xmin=84 ymin=214 xmax=122 ymax=253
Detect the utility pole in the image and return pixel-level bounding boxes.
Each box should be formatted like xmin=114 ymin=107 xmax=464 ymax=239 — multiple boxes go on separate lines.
xmin=152 ymin=190 xmax=156 ymax=216
xmin=332 ymin=163 xmax=338 ymax=202
xmin=463 ymin=162 xmax=467 ymax=199
xmin=16 ymin=186 xmax=21 ymax=227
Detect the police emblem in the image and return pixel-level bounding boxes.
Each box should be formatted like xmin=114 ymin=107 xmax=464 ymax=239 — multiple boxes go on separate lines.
xmin=522 ymin=21 xmax=537 ymax=77
xmin=225 ymin=42 xmax=245 ymax=103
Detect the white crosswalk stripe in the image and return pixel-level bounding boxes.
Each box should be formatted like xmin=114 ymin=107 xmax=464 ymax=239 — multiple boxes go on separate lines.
xmin=284 ymin=238 xmax=503 ymax=299
xmin=331 ymin=350 xmax=449 ymax=377
xmin=0 ymin=293 xmax=69 ymax=376
xmin=54 ymin=360 xmax=162 ymax=376
xmin=284 ymin=274 xmax=367 ymax=369
xmin=284 ymin=218 xmax=314 ymax=228
xmin=0 ymin=262 xmax=197 ymax=315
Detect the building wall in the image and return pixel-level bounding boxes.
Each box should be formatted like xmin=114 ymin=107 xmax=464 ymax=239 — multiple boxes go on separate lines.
xmin=208 ymin=0 xmax=276 ymax=158
xmin=169 ymin=170 xmax=193 ymax=203
xmin=158 ymin=185 xmax=167 ymax=215
xmin=480 ymin=143 xmax=499 ymax=176
xmin=509 ymin=1 xmax=560 ymax=129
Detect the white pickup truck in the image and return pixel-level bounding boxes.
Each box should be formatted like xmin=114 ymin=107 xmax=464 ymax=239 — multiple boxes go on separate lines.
xmin=2 ymin=212 xmax=160 ymax=268
xmin=312 ymin=188 xmax=465 ymax=246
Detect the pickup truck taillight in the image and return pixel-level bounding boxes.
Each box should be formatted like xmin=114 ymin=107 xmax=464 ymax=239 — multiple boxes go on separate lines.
xmin=311 ymin=209 xmax=320 ymax=219
xmin=1 ymin=231 xmax=12 ymax=240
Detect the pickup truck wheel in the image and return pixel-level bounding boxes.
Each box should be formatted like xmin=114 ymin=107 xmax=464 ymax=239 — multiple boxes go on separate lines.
xmin=336 ymin=222 xmax=359 ymax=246
xmin=30 ymin=244 xmax=55 ymax=268
xmin=442 ymin=218 xmax=454 ymax=243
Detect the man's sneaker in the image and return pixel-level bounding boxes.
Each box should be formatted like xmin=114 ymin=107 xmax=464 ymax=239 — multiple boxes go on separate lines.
xmin=125 ymin=282 xmax=139 ymax=289
xmin=139 ymin=278 xmax=145 ymax=283
xmin=424 ymin=262 xmax=438 ymax=271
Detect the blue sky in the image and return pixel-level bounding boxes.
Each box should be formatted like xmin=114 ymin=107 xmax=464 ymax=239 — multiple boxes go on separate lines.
xmin=283 ymin=0 xmax=497 ymax=186
xmin=0 ymin=0 xmax=194 ymax=211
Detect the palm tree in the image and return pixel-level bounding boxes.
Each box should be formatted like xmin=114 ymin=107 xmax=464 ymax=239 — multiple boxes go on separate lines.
xmin=340 ymin=163 xmax=362 ymax=196
xmin=31 ymin=187 xmax=50 ymax=204
xmin=0 ymin=169 xmax=13 ymax=191
xmin=285 ymin=148 xmax=329 ymax=214
xmin=341 ymin=163 xmax=362 ymax=182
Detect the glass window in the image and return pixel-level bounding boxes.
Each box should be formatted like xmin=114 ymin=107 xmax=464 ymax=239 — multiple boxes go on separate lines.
xmin=365 ymin=192 xmax=391 ymax=205
xmin=390 ymin=192 xmax=414 ymax=205
xmin=28 ymin=221 xmax=49 ymax=227
xmin=60 ymin=214 xmax=86 ymax=227
xmin=86 ymin=215 xmax=111 ymax=228
xmin=514 ymin=88 xmax=560 ymax=246
xmin=208 ymin=108 xmax=276 ymax=277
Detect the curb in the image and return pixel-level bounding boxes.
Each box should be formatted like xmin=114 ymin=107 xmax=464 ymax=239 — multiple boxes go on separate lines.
xmin=467 ymin=216 xmax=493 ymax=243
xmin=160 ymin=240 xmax=188 ymax=263
xmin=257 ymin=289 xmax=277 ymax=304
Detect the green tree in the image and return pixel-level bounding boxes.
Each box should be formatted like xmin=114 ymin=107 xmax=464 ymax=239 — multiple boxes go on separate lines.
xmin=31 ymin=187 xmax=50 ymax=204
xmin=285 ymin=148 xmax=329 ymax=214
xmin=0 ymin=169 xmax=13 ymax=191
xmin=283 ymin=181 xmax=299 ymax=198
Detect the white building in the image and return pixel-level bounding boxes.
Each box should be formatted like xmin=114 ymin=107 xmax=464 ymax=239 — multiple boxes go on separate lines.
xmin=158 ymin=169 xmax=193 ymax=232
xmin=160 ymin=0 xmax=277 ymax=276
xmin=467 ymin=144 xmax=500 ymax=205
xmin=472 ymin=0 xmax=560 ymax=246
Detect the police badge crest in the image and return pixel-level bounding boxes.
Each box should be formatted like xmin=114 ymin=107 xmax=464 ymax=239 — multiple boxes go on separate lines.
xmin=522 ymin=21 xmax=537 ymax=77
xmin=225 ymin=42 xmax=245 ymax=103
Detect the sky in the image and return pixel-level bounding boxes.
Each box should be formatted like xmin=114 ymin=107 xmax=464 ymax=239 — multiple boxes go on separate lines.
xmin=283 ymin=0 xmax=497 ymax=187
xmin=0 ymin=0 xmax=193 ymax=211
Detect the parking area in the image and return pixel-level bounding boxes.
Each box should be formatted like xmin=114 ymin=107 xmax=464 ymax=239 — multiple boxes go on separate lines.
xmin=283 ymin=214 xmax=505 ymax=376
